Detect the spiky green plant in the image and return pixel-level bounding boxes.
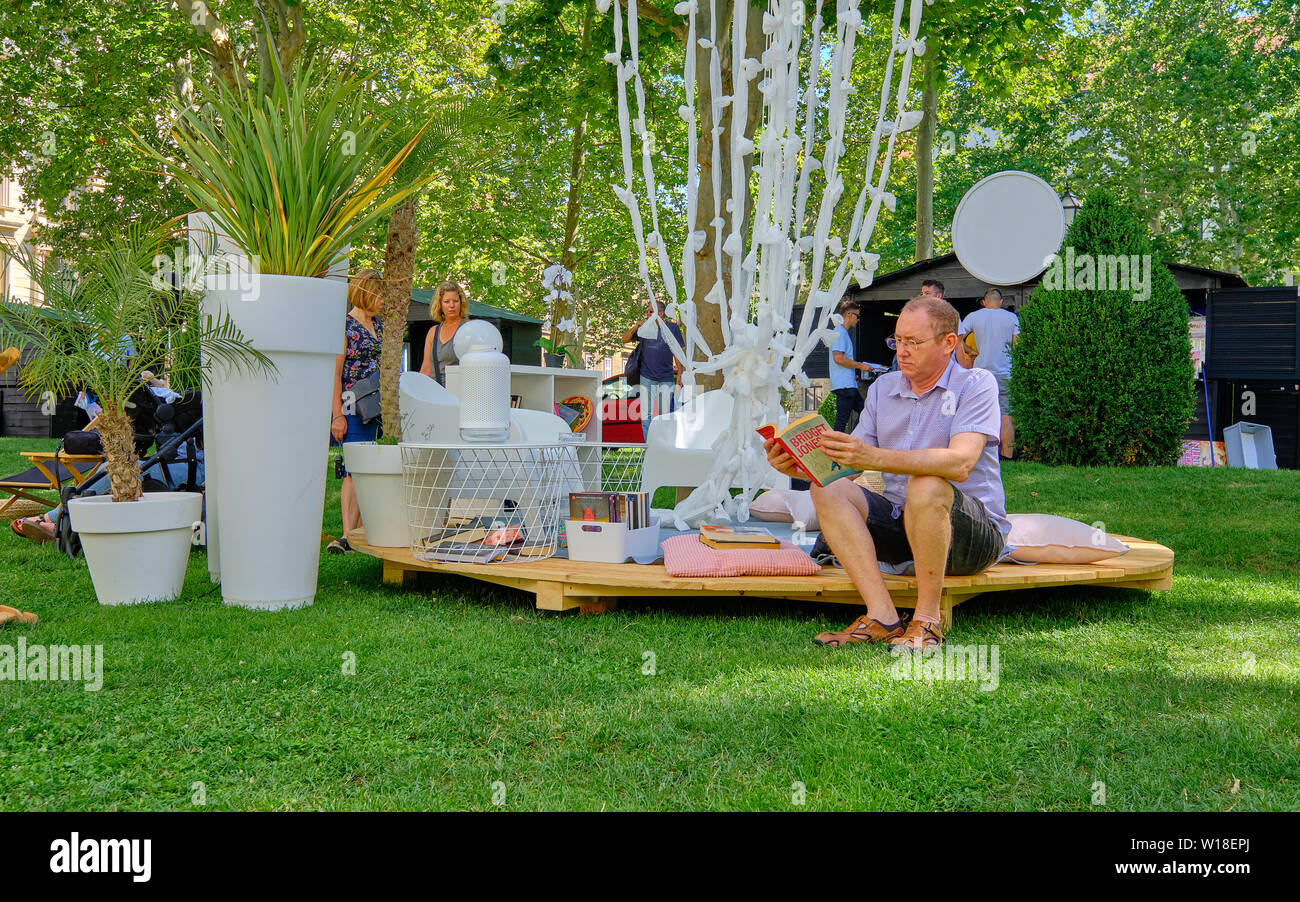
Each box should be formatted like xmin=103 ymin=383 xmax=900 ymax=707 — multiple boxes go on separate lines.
xmin=0 ymin=223 xmax=274 ymax=502
xmin=135 ymin=58 xmax=432 ymax=278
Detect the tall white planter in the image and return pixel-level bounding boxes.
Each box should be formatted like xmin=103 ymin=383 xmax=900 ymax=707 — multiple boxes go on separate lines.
xmin=343 ymin=441 xmax=406 ymax=548
xmin=204 ymin=273 xmax=346 ymax=610
xmin=68 ymin=492 xmax=203 ymax=606
xmin=189 ymin=212 xmax=249 ymax=584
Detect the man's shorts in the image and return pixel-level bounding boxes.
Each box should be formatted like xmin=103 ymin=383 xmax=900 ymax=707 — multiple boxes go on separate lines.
xmin=857 ymin=483 xmax=1005 ymax=576
xmin=993 ymin=371 xmax=1012 ymax=415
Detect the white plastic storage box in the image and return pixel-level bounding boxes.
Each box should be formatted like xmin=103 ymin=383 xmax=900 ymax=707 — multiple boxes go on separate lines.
xmin=1223 ymin=422 xmax=1277 ymax=470
xmin=566 ymin=518 xmax=662 ymax=564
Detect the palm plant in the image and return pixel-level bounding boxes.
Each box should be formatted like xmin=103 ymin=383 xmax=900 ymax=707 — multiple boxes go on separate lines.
xmin=135 ymin=57 xmax=433 ymax=278
xmin=0 ymin=223 xmax=273 ymax=502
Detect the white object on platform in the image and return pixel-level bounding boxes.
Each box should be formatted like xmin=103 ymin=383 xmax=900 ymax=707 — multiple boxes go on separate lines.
xmin=1006 ymin=513 xmax=1129 ymax=564
xmin=68 ymin=492 xmax=203 ymax=605
xmin=204 ymin=272 xmax=345 ymax=610
xmin=399 ymin=371 xmax=570 ymax=445
xmin=566 ymin=517 xmax=662 ymax=564
xmin=640 ymin=390 xmax=789 ymax=529
xmin=952 ymin=170 xmax=1065 ymax=286
xmin=747 ymin=487 xmax=819 ymax=532
xmin=343 ymin=442 xmax=406 ymax=548
xmin=453 ymin=320 xmax=512 ymax=442
xmin=395 ymin=372 xmax=582 ymax=542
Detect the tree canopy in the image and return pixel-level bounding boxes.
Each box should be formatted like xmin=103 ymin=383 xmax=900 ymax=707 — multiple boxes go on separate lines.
xmin=1 ymin=0 xmax=1295 ymax=364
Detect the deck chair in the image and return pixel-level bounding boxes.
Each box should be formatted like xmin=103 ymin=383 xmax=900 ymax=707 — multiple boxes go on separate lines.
xmin=0 ymin=452 xmax=106 ymax=517
xmin=0 ymin=410 xmax=107 ymax=517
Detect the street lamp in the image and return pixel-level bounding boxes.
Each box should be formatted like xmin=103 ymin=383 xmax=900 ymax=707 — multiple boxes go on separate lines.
xmin=1061 ymin=186 xmax=1083 ymax=226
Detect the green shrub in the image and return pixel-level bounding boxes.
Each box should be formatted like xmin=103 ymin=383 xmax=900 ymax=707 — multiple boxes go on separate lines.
xmin=1010 ymin=190 xmax=1195 ymax=466
xmin=818 ymin=390 xmax=837 ymax=425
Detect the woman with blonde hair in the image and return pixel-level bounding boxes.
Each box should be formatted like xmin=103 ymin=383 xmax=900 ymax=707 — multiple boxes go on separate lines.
xmin=419 ymin=281 xmax=469 ymax=387
xmin=328 ymin=269 xmax=385 ymax=554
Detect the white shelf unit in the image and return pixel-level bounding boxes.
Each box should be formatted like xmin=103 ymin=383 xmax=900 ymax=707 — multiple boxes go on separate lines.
xmin=445 ymin=364 xmax=602 ymax=444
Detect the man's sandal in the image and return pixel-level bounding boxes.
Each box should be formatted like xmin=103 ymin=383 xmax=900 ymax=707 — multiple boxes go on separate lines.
xmin=888 ymin=618 xmax=945 ymax=650
xmin=814 ymin=614 xmax=907 ymax=647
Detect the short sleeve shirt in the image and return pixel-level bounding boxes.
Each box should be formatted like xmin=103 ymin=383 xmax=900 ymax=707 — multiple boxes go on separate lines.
xmin=852 ymin=358 xmax=1010 ymax=534
xmin=828 ymin=324 xmax=857 ymax=390
xmin=959 ymin=307 xmax=1020 ymax=376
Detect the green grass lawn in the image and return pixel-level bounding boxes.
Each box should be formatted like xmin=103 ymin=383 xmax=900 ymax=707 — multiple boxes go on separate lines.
xmin=1 ymin=436 xmax=1297 ymax=811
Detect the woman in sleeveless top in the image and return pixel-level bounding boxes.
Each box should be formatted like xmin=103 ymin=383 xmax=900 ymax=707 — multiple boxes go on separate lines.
xmin=419 ymin=281 xmax=469 ymax=387
xmin=328 ymin=270 xmax=384 ymax=554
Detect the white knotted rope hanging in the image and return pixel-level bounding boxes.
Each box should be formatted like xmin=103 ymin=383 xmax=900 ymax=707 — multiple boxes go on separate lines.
xmin=602 ymin=0 xmax=930 ymax=528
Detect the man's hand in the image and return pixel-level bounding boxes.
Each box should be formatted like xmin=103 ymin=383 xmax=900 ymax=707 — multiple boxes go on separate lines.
xmin=820 ymin=430 xmax=879 ymax=471
xmin=764 ymin=438 xmax=805 ymax=481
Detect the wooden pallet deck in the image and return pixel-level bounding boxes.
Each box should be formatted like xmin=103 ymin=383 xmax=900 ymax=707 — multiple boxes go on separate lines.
xmin=347 ymin=529 xmax=1173 ymax=629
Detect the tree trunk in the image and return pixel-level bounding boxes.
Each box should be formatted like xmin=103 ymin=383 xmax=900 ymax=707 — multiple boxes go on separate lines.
xmin=98 ymin=409 xmax=141 ymax=503
xmin=378 ymin=198 xmax=419 ymax=441
xmin=690 ymin=0 xmax=764 ymax=391
xmin=914 ymin=55 xmax=938 ymax=263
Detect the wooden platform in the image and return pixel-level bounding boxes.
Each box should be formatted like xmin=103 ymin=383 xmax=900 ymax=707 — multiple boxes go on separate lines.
xmin=347 ymin=529 xmax=1173 ymax=629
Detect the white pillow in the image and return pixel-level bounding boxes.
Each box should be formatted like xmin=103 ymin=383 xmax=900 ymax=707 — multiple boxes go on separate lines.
xmin=1007 ymin=513 xmax=1130 ymax=564
xmin=747 ymin=489 xmax=793 ymax=522
xmin=748 ymin=489 xmax=820 ymax=531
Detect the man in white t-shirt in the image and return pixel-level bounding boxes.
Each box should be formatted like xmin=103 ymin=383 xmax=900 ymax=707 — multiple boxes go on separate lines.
xmin=958 ymin=288 xmax=1019 ymax=458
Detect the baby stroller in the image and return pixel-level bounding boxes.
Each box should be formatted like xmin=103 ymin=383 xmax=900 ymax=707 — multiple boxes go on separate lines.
xmin=53 ymin=385 xmax=205 ymax=559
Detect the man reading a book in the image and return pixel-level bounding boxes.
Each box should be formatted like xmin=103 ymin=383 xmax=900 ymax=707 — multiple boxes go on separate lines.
xmin=765 ymin=295 xmax=1010 ymax=650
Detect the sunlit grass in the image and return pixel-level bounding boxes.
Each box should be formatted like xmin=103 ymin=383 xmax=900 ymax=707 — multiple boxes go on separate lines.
xmin=0 ymin=440 xmax=1296 ymax=810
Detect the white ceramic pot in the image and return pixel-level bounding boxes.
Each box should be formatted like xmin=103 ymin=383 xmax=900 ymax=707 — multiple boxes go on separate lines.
xmin=203 ymin=272 xmax=346 ymax=610
xmin=68 ymin=492 xmax=204 ymax=606
xmin=343 ymin=441 xmax=407 ymax=548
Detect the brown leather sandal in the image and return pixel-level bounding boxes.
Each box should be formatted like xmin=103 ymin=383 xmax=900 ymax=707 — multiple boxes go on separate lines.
xmin=888 ymin=618 xmax=944 ymax=649
xmin=17 ymin=516 xmax=55 ymax=543
xmin=814 ymin=614 xmax=907 ymax=647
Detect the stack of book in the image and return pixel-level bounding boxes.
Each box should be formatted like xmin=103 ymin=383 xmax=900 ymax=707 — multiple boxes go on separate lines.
xmin=569 ymin=491 xmax=652 ymax=529
xmin=698 ymin=523 xmax=781 ymax=550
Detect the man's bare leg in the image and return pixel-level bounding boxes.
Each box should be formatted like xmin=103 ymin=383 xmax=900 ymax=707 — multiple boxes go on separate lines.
xmin=810 ymin=479 xmax=901 ymax=625
xmin=902 ymin=475 xmax=954 ymax=624
xmin=1000 ymin=414 xmax=1015 ymax=459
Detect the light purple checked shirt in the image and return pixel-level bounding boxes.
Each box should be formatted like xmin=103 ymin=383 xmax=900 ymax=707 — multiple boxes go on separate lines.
xmin=851 ymin=358 xmax=1011 ymax=536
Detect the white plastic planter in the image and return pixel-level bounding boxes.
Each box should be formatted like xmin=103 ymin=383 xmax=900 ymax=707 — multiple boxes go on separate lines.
xmin=68 ymin=492 xmax=203 ymax=606
xmin=343 ymin=441 xmax=407 ymax=548
xmin=203 ymin=273 xmax=346 ymax=610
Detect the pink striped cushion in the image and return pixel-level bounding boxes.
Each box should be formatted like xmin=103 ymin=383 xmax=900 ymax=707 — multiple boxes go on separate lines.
xmin=662 ymin=534 xmax=822 ymax=578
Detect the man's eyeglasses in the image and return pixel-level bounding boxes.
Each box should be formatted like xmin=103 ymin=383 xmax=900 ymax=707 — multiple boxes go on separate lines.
xmin=886 ymin=333 xmax=948 ymax=352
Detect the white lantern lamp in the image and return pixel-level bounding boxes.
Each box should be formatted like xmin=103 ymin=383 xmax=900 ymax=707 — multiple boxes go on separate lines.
xmin=453 ymin=319 xmax=512 ymax=443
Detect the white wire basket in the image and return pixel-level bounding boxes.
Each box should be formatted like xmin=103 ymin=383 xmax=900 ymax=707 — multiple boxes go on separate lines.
xmin=554 ymin=443 xmax=646 ymax=494
xmin=400 ymin=443 xmax=581 ymax=564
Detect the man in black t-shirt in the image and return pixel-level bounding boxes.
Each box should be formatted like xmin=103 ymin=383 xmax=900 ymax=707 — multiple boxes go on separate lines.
xmin=622 ymin=301 xmax=684 ymax=438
